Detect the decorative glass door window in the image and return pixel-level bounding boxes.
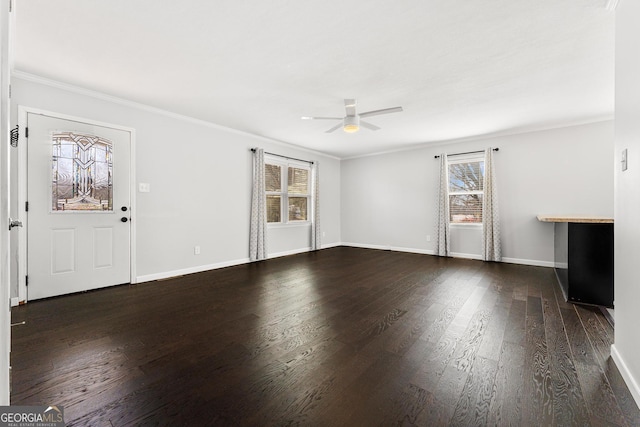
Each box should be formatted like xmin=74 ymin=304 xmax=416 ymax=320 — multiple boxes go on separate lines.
xmin=51 ymin=131 xmax=113 ymax=211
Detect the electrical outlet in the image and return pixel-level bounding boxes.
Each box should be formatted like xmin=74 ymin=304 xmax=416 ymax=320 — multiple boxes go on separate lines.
xmin=194 ymin=245 xmax=201 ymax=255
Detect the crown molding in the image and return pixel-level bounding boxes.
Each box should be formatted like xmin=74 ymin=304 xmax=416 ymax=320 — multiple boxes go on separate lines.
xmin=341 ymin=115 xmax=614 ymax=161
xmin=11 ymin=70 xmax=341 ymax=161
xmin=606 ymin=0 xmax=620 ymax=11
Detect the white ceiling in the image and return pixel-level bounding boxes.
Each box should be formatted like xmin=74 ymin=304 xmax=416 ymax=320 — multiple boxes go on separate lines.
xmin=13 ymin=0 xmax=614 ymax=158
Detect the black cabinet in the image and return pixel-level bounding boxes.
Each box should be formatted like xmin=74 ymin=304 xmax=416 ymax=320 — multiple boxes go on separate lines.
xmin=554 ymin=222 xmax=614 ymax=307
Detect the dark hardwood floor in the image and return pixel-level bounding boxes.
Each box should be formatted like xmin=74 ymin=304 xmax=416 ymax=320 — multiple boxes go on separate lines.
xmin=10 ymin=247 xmax=640 ymax=426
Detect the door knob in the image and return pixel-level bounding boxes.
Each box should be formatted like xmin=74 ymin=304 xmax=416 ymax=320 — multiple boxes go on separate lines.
xmin=9 ymin=218 xmax=23 ymax=230
xmin=121 ymin=217 xmax=129 ymax=223
xmin=121 ymin=206 xmax=128 ymax=212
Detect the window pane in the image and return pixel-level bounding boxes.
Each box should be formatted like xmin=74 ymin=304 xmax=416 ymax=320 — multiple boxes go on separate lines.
xmin=288 ymin=197 xmax=308 ymax=221
xmin=267 ymin=195 xmax=281 ymax=223
xmin=288 ymin=167 xmax=309 ymax=195
xmin=265 ymin=164 xmax=281 ymax=192
xmin=52 ymin=132 xmax=113 ymax=211
xmin=449 ymin=161 xmax=484 ymax=193
xmin=449 ymin=194 xmax=483 ymax=223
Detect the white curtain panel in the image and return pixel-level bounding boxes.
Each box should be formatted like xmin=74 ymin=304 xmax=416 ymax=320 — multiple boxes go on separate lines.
xmin=482 ymin=148 xmax=502 ymax=261
xmin=311 ymin=161 xmax=321 ymax=250
xmin=435 ymin=154 xmax=450 ymax=256
xmin=249 ymin=148 xmax=268 ymax=261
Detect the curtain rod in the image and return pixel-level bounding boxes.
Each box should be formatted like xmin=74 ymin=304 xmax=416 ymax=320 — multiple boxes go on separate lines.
xmin=250 ymin=148 xmax=314 ymax=164
xmin=434 ymin=148 xmax=499 ymax=159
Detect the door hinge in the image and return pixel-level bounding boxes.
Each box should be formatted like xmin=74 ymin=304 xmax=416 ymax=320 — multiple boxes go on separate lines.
xmin=10 ymin=125 xmax=18 ymax=147
xmin=9 ymin=0 xmax=12 ymax=13
xmin=25 ymin=201 xmax=29 ymax=212
xmin=25 ymin=127 xmax=29 ymax=138
xmin=25 ymin=276 xmax=28 ymax=287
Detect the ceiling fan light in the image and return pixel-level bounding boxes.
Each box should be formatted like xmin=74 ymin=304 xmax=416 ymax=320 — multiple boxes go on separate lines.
xmin=343 ymin=115 xmax=359 ymax=133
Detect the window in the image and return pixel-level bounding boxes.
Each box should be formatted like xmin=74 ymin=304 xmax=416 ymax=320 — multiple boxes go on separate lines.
xmin=52 ymin=131 xmax=113 ymax=211
xmin=265 ymin=159 xmax=310 ymax=224
xmin=448 ymin=158 xmax=484 ymax=223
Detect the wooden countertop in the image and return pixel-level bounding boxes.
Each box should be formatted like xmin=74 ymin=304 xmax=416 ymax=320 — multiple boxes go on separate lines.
xmin=536 ymin=215 xmax=613 ymax=224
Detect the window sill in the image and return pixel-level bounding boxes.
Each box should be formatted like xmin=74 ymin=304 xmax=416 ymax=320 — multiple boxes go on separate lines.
xmin=268 ymin=222 xmax=312 ymax=229
xmin=450 ymin=222 xmax=482 ymax=228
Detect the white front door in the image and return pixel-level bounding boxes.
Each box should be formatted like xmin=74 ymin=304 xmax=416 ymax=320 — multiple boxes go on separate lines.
xmin=27 ymin=112 xmax=131 ymax=300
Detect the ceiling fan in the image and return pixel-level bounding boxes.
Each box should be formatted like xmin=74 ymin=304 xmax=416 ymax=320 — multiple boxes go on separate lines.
xmin=302 ymin=99 xmax=403 ymax=133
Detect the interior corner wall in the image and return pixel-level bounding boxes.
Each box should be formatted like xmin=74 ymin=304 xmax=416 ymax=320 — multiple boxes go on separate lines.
xmin=613 ymin=0 xmax=640 ymax=408
xmin=9 ymin=76 xmax=341 ymax=296
xmin=341 ymin=121 xmax=614 ymax=265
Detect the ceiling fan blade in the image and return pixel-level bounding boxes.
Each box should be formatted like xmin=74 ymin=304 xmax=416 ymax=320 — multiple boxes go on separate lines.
xmin=359 ymin=106 xmax=403 ymax=118
xmin=360 ymin=121 xmax=381 ymax=131
xmin=325 ymin=123 xmax=344 ymax=133
xmin=301 ymin=116 xmax=342 ymax=120
xmin=344 ymin=99 xmax=357 ymax=117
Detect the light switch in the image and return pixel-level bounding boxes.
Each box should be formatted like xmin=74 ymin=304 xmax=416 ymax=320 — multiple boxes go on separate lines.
xmin=139 ymin=183 xmax=151 ymax=193
xmin=622 ymin=149 xmax=628 ymax=171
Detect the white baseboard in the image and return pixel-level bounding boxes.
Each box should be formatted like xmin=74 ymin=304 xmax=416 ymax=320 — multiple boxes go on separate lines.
xmin=135 ymin=244 xmax=554 ymax=284
xmin=320 ymin=242 xmax=342 ymax=250
xmin=10 ymin=297 xmax=20 ymax=307
xmin=135 ymin=242 xmax=343 ymax=283
xmin=343 ymin=242 xmax=435 ymax=256
xmin=450 ymin=251 xmax=483 ymax=261
xmin=342 ymin=242 xmax=552 ymax=267
xmin=268 ymin=247 xmax=312 ymax=259
xmin=611 ymin=344 xmax=640 ymax=409
xmin=267 ymin=242 xmax=343 ymax=259
xmin=501 ymin=257 xmax=555 ymax=268
xmin=390 ymin=246 xmax=435 ymax=255
xmin=136 ymin=257 xmax=251 ymax=283
xmin=342 ymin=242 xmax=392 ymax=251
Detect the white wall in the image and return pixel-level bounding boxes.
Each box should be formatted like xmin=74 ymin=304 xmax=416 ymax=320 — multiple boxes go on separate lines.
xmin=612 ymin=0 xmax=640 ymax=407
xmin=341 ymin=121 xmax=614 ymax=265
xmin=10 ymin=75 xmax=615 ymax=296
xmin=10 ymin=75 xmax=341 ymax=295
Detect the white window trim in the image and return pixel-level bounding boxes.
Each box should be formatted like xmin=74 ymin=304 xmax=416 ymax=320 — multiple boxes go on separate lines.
xmin=265 ymin=156 xmax=311 ymax=227
xmin=450 ymin=222 xmax=483 ymax=229
xmin=447 ymin=154 xmax=484 ymax=226
xmin=268 ymin=222 xmax=313 ymax=229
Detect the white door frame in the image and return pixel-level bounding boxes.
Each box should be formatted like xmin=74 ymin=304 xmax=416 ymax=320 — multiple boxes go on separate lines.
xmin=0 ymin=0 xmax=11 ymax=406
xmin=17 ymin=106 xmax=137 ymax=303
